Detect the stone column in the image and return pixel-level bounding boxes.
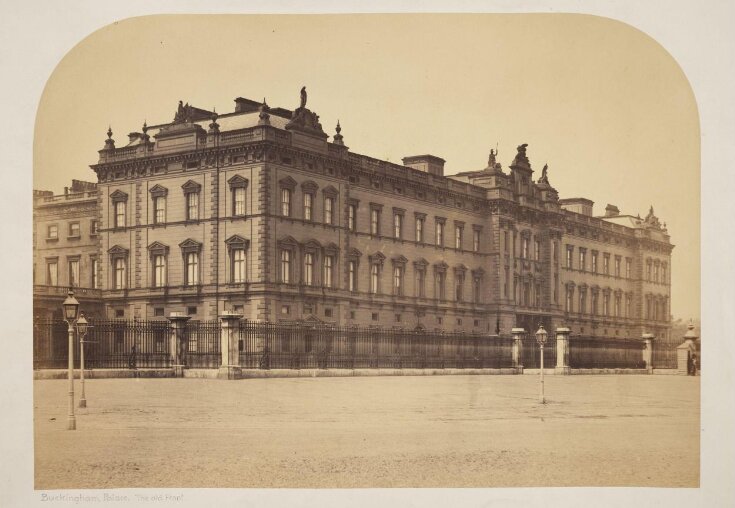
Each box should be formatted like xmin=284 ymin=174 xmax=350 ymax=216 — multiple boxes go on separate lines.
xmin=168 ymin=312 xmax=191 ymax=377
xmin=218 ymin=311 xmax=243 ymax=380
xmin=511 ymin=328 xmax=525 ymax=372
xmin=555 ymin=327 xmax=571 ymax=374
xmin=642 ymin=333 xmax=655 ymax=374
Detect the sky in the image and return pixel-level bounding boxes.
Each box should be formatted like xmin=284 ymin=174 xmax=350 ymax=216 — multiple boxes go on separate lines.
xmin=33 ymin=14 xmax=700 ymax=319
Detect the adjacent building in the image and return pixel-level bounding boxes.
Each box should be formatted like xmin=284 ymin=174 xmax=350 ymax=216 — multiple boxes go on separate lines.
xmin=33 ymin=90 xmax=673 ymax=341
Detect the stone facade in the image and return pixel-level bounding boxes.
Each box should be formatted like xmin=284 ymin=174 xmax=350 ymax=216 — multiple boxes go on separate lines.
xmin=33 ymin=180 xmax=104 ymax=319
xmin=35 ymin=91 xmax=672 ymax=340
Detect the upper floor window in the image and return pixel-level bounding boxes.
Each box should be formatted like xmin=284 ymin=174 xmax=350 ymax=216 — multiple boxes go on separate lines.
xmin=435 ymin=219 xmax=445 ymax=247
xmin=455 ymin=225 xmax=463 ymax=250
xmin=47 ymin=224 xmax=58 ymax=240
xmin=153 ymin=196 xmax=166 ymax=224
xmin=603 ymin=254 xmax=610 ymax=275
xmin=415 ymin=216 xmax=425 ymax=243
xmin=347 ymin=204 xmax=356 ymax=231
xmin=566 ymin=246 xmax=573 ymax=268
xmin=186 ymin=192 xmax=199 ymax=221
xmin=185 ymin=252 xmax=199 ymax=285
xmin=615 ymin=257 xmax=621 ymax=278
xmin=393 ymin=266 xmax=404 ymax=296
xmin=455 ymin=272 xmax=465 ymax=302
xmin=114 ymin=201 xmax=126 ymax=228
xmin=661 ymin=264 xmax=667 ymax=284
xmin=653 ymin=263 xmax=659 ymax=283
xmin=591 ymin=252 xmax=598 ymax=273
xmin=534 ymin=239 xmax=540 ymax=261
xmin=579 ymin=249 xmax=586 ymax=271
xmin=114 ymin=258 xmax=126 ymax=289
xmin=232 ymin=249 xmax=246 ymax=283
xmin=626 ymin=258 xmax=632 ymax=279
xmin=323 ymin=255 xmax=334 ymax=288
xmin=280 ymin=249 xmax=291 ymax=284
xmin=522 ymin=237 xmax=529 ymax=259
xmin=232 ymin=187 xmax=246 ymax=216
xmin=303 ymin=252 xmax=314 ymax=286
xmin=370 ymin=264 xmax=380 ymax=294
xmin=153 ymin=254 xmax=167 ymax=287
xmin=228 ymin=175 xmax=248 ymax=217
xmin=281 ymin=188 xmax=292 ymax=217
xmin=90 ymin=220 xmax=99 ymax=236
xmin=303 ymin=192 xmax=313 ymax=220
xmin=473 ymin=229 xmax=480 ymax=252
xmin=46 ymin=259 xmax=58 ymax=286
xmin=348 ymin=259 xmax=358 ymax=292
xmin=91 ymin=257 xmax=99 ymax=289
xmin=394 ymin=213 xmax=403 ymax=239
xmin=370 ymin=207 xmax=381 ymax=236
xmin=69 ymin=222 xmax=81 ymax=238
xmin=68 ymin=258 xmax=80 ymax=287
xmin=324 ymin=196 xmax=334 ymax=224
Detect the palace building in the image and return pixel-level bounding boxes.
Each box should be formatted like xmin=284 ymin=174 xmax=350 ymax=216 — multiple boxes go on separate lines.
xmin=33 ymin=90 xmax=673 ymax=340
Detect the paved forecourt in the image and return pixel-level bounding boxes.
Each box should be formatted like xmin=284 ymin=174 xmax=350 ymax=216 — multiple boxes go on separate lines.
xmin=34 ymin=374 xmax=699 ymax=488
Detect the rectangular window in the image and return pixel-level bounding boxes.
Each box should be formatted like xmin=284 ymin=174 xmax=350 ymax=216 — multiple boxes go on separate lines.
xmin=591 ymin=252 xmax=598 ymax=273
xmin=114 ymin=258 xmax=126 ymax=289
xmin=90 ymin=220 xmax=99 ymax=236
xmin=615 ymin=295 xmax=621 ymax=317
xmin=348 ymin=260 xmax=357 ymax=292
xmin=534 ymin=240 xmax=540 ymax=261
xmin=653 ymin=263 xmax=659 ymax=283
xmin=323 ymin=255 xmax=334 ymax=288
xmin=153 ymin=196 xmax=166 ymax=224
xmin=303 ymin=193 xmax=313 ymax=220
xmin=626 ymin=259 xmax=631 ymax=279
xmin=324 ymin=197 xmax=334 ymax=224
xmin=347 ymin=204 xmax=356 ymax=231
xmin=505 ymin=231 xmax=510 ymax=253
xmin=281 ymin=188 xmax=291 ymax=217
xmin=662 ymin=265 xmax=667 ymax=283
xmin=566 ymin=246 xmax=573 ymax=268
xmin=393 ymin=266 xmax=403 ymax=295
xmin=68 ymin=259 xmax=79 ymax=287
xmin=417 ymin=269 xmax=426 ymax=298
xmin=603 ymin=255 xmax=610 ymax=275
xmin=603 ymin=294 xmax=610 ymax=316
xmin=474 ymin=278 xmax=481 ymax=303
xmin=565 ymin=288 xmax=572 ymax=312
xmin=579 ymin=250 xmax=586 ymax=272
xmin=579 ymin=291 xmax=586 ymax=314
xmin=615 ymin=257 xmax=621 ymax=278
xmin=455 ymin=274 xmax=464 ymax=302
xmin=47 ymin=261 xmax=58 ymax=286
xmin=626 ymin=295 xmax=632 ymax=318
xmin=522 ymin=237 xmax=529 ymax=259
xmin=280 ymin=250 xmax=291 ymax=283
xmin=91 ymin=258 xmax=98 ymax=289
xmin=233 ymin=187 xmax=246 ymax=216
xmin=232 ymin=249 xmax=246 ymax=283
xmin=394 ymin=213 xmax=403 ymax=239
xmin=370 ymin=264 xmax=379 ymax=294
xmin=415 ymin=217 xmax=424 ymax=242
xmin=436 ymin=272 xmax=446 ymax=300
xmin=473 ymin=230 xmax=480 ymax=252
xmin=304 ymin=252 xmax=314 ymax=286
xmin=436 ymin=221 xmax=444 ymax=246
xmin=153 ymin=254 xmax=166 ymax=287
xmin=69 ymin=222 xmax=80 ymax=238
xmin=185 ymin=252 xmax=199 ymax=285
xmin=186 ymin=192 xmax=199 ymax=221
xmin=592 ymin=293 xmax=598 ymax=315
xmin=455 ymin=226 xmax=463 ymax=250
xmin=154 ymin=307 xmax=164 ymax=317
xmin=370 ymin=209 xmax=380 ymax=235
xmin=114 ymin=201 xmax=126 ymax=228
xmin=47 ymin=224 xmax=58 ymax=239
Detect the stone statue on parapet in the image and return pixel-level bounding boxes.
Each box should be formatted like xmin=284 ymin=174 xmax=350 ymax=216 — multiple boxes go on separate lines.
xmin=300 ymin=86 xmax=307 ymax=109
xmin=538 ymin=164 xmax=549 ymax=184
xmin=173 ymin=101 xmax=193 ymax=123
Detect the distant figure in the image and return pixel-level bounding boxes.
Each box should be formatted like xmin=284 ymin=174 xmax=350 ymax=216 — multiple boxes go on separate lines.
xmin=300 ymin=86 xmax=307 ymax=109
xmin=128 ymin=344 xmax=137 ymax=370
xmin=692 ymin=353 xmax=699 ymax=376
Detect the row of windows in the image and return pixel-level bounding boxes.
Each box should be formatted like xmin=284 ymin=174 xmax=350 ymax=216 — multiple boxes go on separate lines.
xmin=565 ymin=245 xmax=634 ymax=278
xmin=281 ymin=187 xmax=483 ymax=251
xmin=644 ymin=259 xmax=669 ymax=284
xmin=44 ymin=257 xmax=98 ymax=289
xmin=563 ymin=287 xmax=639 ymax=319
xmin=278 ymin=249 xmax=483 ymax=303
xmin=46 ymin=220 xmax=98 ymax=240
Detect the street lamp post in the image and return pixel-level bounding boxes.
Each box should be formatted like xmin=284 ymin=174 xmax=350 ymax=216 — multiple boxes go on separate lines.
xmin=535 ymin=324 xmax=548 ymax=404
xmin=77 ymin=313 xmax=89 ymax=408
xmin=62 ymin=290 xmax=80 ymax=430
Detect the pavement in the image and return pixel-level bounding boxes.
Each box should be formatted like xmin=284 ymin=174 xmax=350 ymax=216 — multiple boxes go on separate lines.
xmin=33 ymin=374 xmax=699 ymax=488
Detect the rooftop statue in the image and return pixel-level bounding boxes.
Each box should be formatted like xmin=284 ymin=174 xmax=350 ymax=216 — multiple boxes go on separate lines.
xmin=538 ymin=164 xmax=549 ymax=184
xmin=300 ymin=86 xmax=307 ymax=109
xmin=173 ymin=101 xmax=193 ymax=124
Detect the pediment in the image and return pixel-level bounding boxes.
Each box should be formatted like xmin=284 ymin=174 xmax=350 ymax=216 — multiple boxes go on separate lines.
xmin=149 ymin=184 xmax=168 ymax=197
xmin=322 ymin=185 xmax=338 ymax=197
xmin=181 ymin=180 xmax=202 ymax=193
xmin=110 ymin=190 xmax=128 ymax=202
xmin=301 ymin=180 xmax=318 ymax=193
xmin=277 ymin=235 xmax=298 ymax=246
xmin=392 ymin=255 xmax=408 ymax=265
xmin=227 ymin=174 xmax=249 ymax=188
xmin=178 ymin=238 xmax=202 ymax=251
xmin=279 ymin=176 xmax=297 ymax=190
xmin=147 ymin=241 xmax=170 ymax=253
xmin=225 ymin=234 xmax=250 ymax=248
xmin=413 ymin=257 xmax=429 ymax=267
xmin=347 ymin=248 xmax=362 ymax=258
xmin=107 ymin=244 xmax=129 ymax=255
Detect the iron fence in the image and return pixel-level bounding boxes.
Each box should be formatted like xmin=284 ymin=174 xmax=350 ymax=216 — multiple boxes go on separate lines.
xmin=183 ymin=320 xmax=220 ymax=368
xmin=569 ymin=337 xmax=646 ymax=369
xmin=237 ymin=322 xmax=514 ymax=370
xmin=651 ymin=341 xmax=679 ymax=369
xmin=519 ymin=335 xmax=558 ymax=369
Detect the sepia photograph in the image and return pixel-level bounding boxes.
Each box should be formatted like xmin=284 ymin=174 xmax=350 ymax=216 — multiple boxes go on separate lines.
xmin=2 ymin=2 xmax=734 ymax=507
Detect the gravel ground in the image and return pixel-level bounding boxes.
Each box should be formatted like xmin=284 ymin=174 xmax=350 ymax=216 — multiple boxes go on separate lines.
xmin=33 ymin=374 xmax=699 ymax=488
